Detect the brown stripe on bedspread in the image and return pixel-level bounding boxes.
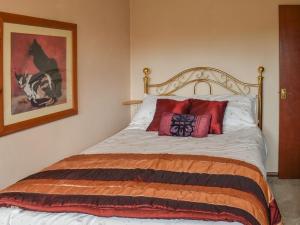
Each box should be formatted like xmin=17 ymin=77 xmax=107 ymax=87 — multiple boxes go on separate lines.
xmin=44 ymin=154 xmax=269 ymax=200
xmin=0 ymin=192 xmax=261 ymax=225
xmin=23 ymin=168 xmax=268 ymax=211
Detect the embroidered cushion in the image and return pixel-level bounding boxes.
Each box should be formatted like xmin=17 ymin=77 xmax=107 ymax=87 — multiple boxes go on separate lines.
xmin=189 ymin=99 xmax=228 ymax=134
xmin=146 ymin=99 xmax=190 ymax=131
xmin=158 ymin=112 xmax=211 ymax=138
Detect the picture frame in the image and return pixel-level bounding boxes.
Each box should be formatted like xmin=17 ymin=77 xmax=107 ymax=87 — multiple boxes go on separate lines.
xmin=0 ymin=12 xmax=77 ymax=136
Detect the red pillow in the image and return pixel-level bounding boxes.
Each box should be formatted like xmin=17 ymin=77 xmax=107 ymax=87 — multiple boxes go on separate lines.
xmin=146 ymin=99 xmax=190 ymax=131
xmin=189 ymin=99 xmax=228 ymax=134
xmin=158 ymin=112 xmax=211 ymax=138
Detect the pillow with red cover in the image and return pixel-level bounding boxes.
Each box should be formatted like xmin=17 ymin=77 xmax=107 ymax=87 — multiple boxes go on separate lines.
xmin=158 ymin=112 xmax=211 ymax=138
xmin=146 ymin=99 xmax=190 ymax=131
xmin=189 ymin=99 xmax=228 ymax=134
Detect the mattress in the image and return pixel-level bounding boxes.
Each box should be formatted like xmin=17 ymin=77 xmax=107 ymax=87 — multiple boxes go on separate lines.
xmin=0 ymin=127 xmax=267 ymax=225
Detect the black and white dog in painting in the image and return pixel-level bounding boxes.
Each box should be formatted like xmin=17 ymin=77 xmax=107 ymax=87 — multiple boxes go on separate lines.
xmin=15 ymin=39 xmax=62 ymax=108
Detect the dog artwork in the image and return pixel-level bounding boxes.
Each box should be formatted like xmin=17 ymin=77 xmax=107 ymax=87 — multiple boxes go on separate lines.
xmin=0 ymin=14 xmax=76 ymax=135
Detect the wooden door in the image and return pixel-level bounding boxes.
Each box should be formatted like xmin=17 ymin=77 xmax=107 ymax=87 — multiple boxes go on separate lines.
xmin=279 ymin=5 xmax=300 ymax=178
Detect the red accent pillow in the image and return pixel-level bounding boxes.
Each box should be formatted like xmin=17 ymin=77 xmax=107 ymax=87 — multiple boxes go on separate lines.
xmin=158 ymin=112 xmax=211 ymax=138
xmin=189 ymin=99 xmax=228 ymax=134
xmin=146 ymin=99 xmax=190 ymax=131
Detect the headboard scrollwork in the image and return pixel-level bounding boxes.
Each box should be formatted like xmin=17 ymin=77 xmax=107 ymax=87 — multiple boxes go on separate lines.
xmin=123 ymin=66 xmax=264 ymax=129
xmin=142 ymin=66 xmax=264 ymax=129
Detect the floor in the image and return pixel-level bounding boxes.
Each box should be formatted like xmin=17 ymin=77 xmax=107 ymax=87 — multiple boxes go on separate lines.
xmin=268 ymin=177 xmax=300 ymax=225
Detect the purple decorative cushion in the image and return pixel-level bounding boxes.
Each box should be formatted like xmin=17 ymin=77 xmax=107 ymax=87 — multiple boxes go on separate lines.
xmin=158 ymin=112 xmax=211 ymax=138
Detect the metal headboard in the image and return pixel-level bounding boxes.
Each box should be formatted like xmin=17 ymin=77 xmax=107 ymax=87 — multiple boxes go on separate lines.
xmin=124 ymin=66 xmax=264 ymax=129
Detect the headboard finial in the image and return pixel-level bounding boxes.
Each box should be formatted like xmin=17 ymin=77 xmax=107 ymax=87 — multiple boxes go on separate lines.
xmin=143 ymin=67 xmax=151 ymax=76
xmin=258 ymin=66 xmax=265 ymax=76
xmin=143 ymin=67 xmax=151 ymax=94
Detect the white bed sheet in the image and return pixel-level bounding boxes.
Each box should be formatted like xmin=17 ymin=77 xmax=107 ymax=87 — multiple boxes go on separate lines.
xmin=0 ymin=127 xmax=267 ymax=225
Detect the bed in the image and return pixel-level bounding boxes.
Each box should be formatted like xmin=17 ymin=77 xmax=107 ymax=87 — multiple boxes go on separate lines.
xmin=0 ymin=66 xmax=282 ymax=225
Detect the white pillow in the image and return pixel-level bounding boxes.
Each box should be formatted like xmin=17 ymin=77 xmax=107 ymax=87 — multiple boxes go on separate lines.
xmin=129 ymin=95 xmax=187 ymax=130
xmin=193 ymin=95 xmax=257 ymax=132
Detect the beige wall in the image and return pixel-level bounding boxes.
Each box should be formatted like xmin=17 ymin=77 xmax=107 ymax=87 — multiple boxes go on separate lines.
xmin=1 ymin=0 xmax=299 ymax=188
xmin=0 ymin=0 xmax=130 ymax=189
xmin=130 ymin=0 xmax=300 ymax=172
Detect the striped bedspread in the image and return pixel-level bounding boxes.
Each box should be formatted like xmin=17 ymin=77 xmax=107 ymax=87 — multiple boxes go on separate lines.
xmin=0 ymin=154 xmax=282 ymax=225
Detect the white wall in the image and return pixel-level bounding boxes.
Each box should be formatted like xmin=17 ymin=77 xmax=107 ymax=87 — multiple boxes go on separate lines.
xmin=130 ymin=0 xmax=300 ymax=172
xmin=0 ymin=0 xmax=130 ymax=189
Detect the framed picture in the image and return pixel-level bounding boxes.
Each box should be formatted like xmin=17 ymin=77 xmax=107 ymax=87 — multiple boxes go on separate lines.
xmin=0 ymin=12 xmax=77 ymax=136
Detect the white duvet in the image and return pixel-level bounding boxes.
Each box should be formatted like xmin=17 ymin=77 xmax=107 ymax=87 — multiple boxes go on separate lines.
xmin=0 ymin=127 xmax=267 ymax=225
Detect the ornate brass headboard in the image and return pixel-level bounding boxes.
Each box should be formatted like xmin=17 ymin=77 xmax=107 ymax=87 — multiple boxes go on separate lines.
xmin=124 ymin=66 xmax=265 ymax=129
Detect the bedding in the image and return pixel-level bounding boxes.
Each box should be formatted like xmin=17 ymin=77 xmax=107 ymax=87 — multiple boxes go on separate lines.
xmin=193 ymin=95 xmax=257 ymax=133
xmin=130 ymin=94 xmax=257 ymax=132
xmin=0 ymin=154 xmax=280 ymax=225
xmin=146 ymin=99 xmax=190 ymax=131
xmin=189 ymin=99 xmax=228 ymax=134
xmin=158 ymin=113 xmax=211 ymax=137
xmin=130 ymin=95 xmax=187 ymax=130
xmin=0 ymin=127 xmax=281 ymax=225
